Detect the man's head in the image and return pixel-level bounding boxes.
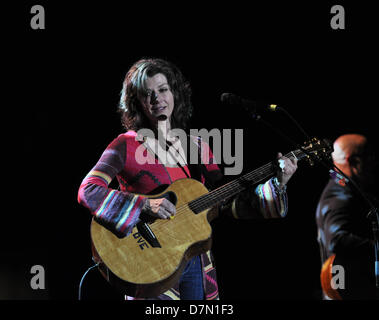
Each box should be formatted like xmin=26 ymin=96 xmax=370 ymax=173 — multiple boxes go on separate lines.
xmin=332 ymin=134 xmax=376 ymax=187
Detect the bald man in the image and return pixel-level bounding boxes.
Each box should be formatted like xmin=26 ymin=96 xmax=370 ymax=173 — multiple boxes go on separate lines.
xmin=316 ymin=134 xmax=378 ymax=300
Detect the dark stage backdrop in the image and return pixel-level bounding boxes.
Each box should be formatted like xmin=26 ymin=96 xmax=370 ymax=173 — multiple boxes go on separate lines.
xmin=3 ymin=1 xmax=377 ymax=301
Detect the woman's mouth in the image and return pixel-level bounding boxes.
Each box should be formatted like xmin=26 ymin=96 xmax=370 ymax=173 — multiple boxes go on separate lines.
xmin=152 ymin=106 xmax=166 ymax=112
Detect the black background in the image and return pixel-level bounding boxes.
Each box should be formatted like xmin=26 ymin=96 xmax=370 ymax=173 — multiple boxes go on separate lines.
xmin=2 ymin=1 xmax=378 ymax=302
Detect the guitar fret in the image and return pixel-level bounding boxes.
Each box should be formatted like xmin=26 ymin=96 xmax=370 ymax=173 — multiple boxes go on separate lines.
xmin=189 ymin=163 xmax=275 ymax=213
xmin=189 ymin=148 xmax=309 ymax=213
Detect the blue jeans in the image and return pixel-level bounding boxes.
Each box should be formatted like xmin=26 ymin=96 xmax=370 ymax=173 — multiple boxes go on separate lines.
xmin=179 ymin=255 xmax=204 ymax=300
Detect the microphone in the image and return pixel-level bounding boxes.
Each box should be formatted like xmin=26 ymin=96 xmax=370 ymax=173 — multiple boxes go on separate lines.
xmin=156 ymin=115 xmax=168 ymax=121
xmin=220 ymin=93 xmax=279 ymax=112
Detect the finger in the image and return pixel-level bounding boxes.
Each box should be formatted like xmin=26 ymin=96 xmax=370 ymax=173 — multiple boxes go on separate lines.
xmin=156 ymin=207 xmax=167 ymax=219
xmin=159 ymin=207 xmax=173 ymax=219
xmin=149 ymin=198 xmax=164 ymax=213
xmin=288 ymin=160 xmax=298 ymax=171
xmin=284 ymin=159 xmax=297 ymax=175
xmin=277 ymin=152 xmax=283 ymax=159
xmin=289 ymin=151 xmax=298 ymax=165
xmin=283 ymin=157 xmax=296 ymax=168
xmin=289 ymin=156 xmax=298 ymax=166
xmin=160 ymin=198 xmax=176 ymax=215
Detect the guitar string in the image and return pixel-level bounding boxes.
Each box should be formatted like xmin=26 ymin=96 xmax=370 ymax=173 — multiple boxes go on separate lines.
xmin=153 ymin=149 xmax=304 ymax=227
xmin=151 ymin=149 xmax=310 ymax=229
xmin=172 ymin=150 xmax=301 ymax=216
xmin=152 ymin=145 xmax=328 ymax=231
xmin=151 ymin=150 xmax=300 ymax=229
xmin=178 ymin=149 xmax=304 ymax=212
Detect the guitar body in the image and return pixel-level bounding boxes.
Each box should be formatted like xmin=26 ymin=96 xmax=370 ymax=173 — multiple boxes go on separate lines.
xmin=90 ymin=178 xmax=217 ymax=298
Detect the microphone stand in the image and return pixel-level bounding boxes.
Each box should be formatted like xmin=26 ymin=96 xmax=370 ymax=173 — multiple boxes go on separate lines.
xmin=368 ymin=207 xmax=379 ymax=290
xmin=247 ymin=106 xmax=379 ymax=296
xmin=244 ymin=107 xmax=330 ymax=168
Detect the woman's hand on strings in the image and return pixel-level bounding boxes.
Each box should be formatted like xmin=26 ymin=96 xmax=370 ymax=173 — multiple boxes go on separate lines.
xmin=276 ymin=152 xmax=298 ymax=188
xmin=143 ymin=198 xmax=176 ymax=219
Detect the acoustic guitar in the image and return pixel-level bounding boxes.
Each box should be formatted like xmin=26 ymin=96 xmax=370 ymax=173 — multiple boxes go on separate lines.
xmin=91 ymin=138 xmax=331 ymax=298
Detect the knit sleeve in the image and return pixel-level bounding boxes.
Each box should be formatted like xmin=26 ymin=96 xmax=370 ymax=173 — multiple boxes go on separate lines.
xmin=222 ymin=177 xmax=288 ymax=220
xmin=253 ymin=177 xmax=288 ymax=218
xmin=77 ymin=134 xmax=146 ymax=238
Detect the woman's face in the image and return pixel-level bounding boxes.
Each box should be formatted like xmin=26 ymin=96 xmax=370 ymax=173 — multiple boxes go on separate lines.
xmin=139 ymin=73 xmax=175 ymax=127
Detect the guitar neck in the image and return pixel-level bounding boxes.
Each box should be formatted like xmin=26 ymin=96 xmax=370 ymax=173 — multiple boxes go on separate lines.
xmin=189 ymin=149 xmax=305 ymax=213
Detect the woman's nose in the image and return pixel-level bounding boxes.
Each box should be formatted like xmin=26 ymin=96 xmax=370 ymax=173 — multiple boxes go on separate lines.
xmin=150 ymin=91 xmax=159 ymax=104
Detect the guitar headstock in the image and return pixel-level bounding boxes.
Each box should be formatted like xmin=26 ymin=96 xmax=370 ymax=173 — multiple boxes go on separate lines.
xmin=298 ymin=137 xmax=333 ymax=166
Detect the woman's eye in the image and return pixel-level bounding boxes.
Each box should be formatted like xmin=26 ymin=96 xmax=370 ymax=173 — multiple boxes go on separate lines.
xmin=144 ymin=87 xmax=169 ymax=98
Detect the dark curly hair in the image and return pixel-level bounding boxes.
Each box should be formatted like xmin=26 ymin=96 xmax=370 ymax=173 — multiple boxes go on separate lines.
xmin=118 ymin=58 xmax=193 ymax=131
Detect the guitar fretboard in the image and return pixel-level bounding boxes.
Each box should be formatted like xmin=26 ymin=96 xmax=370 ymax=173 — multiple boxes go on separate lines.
xmin=188 ymin=149 xmax=305 ymax=213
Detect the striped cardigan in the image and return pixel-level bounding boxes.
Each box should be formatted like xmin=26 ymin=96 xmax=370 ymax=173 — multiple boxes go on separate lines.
xmin=78 ymin=131 xmax=288 ymax=300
